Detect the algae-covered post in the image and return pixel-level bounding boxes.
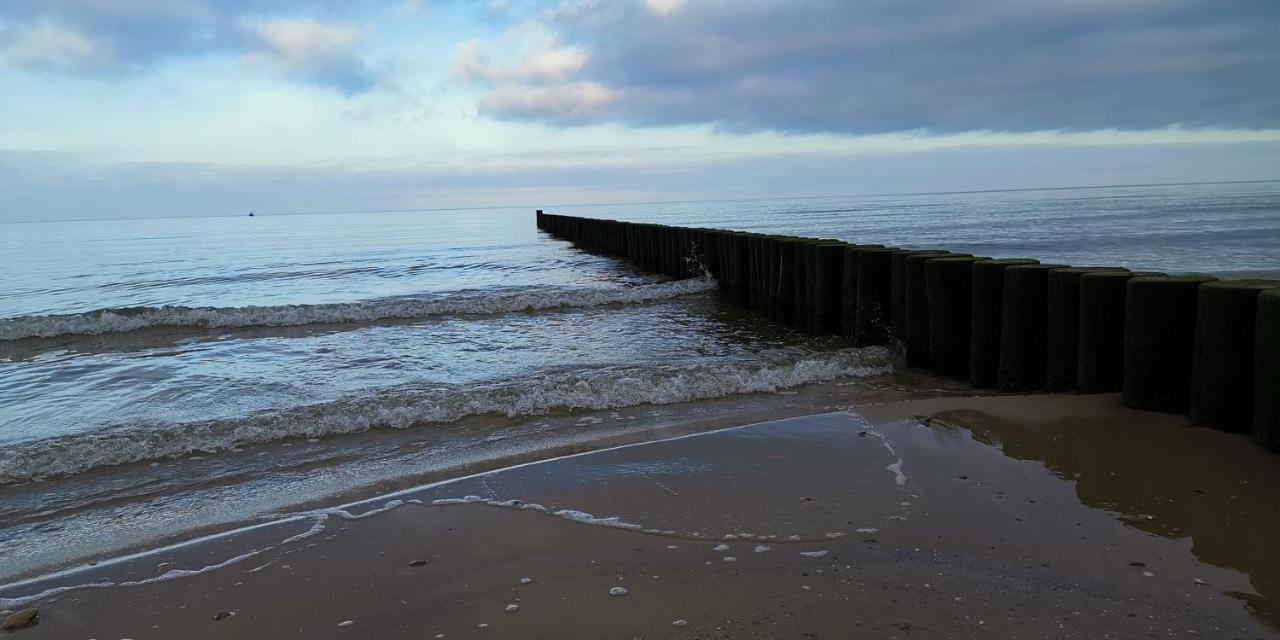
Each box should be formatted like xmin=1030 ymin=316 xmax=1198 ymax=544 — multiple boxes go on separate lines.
xmin=891 ymin=250 xmax=949 ymax=343
xmin=998 ymin=263 xmax=1068 ymax=392
xmin=855 ymin=247 xmax=896 ymax=346
xmin=1255 ymin=289 xmax=1280 ymax=451
xmin=925 ymin=256 xmax=989 ymax=380
xmin=1044 ymin=267 xmax=1129 ymax=393
xmin=904 ymin=252 xmax=958 ymax=367
xmin=1123 ymin=274 xmax=1219 ymax=413
xmin=1190 ymin=280 xmax=1280 ymax=432
xmin=814 ymin=243 xmax=847 ymax=335
xmin=970 ymin=259 xmax=1039 ymax=389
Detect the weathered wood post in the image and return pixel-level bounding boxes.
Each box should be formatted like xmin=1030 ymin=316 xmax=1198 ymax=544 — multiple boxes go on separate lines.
xmin=926 ymin=256 xmax=989 ymax=379
xmin=1254 ymin=288 xmax=1280 ymax=450
xmin=1123 ymin=274 xmax=1219 ymax=413
xmin=1190 ymin=280 xmax=1280 ymax=431
xmin=970 ymin=258 xmax=1039 ymax=388
xmin=998 ymin=263 xmax=1068 ymax=392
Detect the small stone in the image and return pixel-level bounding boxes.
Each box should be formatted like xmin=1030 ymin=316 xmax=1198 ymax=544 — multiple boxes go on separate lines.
xmin=1194 ymin=578 xmax=1210 ymax=586
xmin=337 ymin=620 xmax=354 ymax=627
xmin=505 ymin=604 xmax=519 ymax=612
xmin=723 ymin=556 xmax=738 ymax=563
xmin=478 ymin=623 xmax=489 ymax=628
xmin=520 ymin=577 xmax=533 ymax=584
xmin=609 ymin=586 xmax=629 ymax=596
xmin=214 ymin=610 xmax=235 ymax=621
xmin=3 ymin=608 xmax=38 ymax=631
xmin=713 ymin=544 xmax=730 ymax=552
xmin=672 ymin=619 xmax=689 ymax=627
xmin=409 ymin=559 xmax=428 ymax=567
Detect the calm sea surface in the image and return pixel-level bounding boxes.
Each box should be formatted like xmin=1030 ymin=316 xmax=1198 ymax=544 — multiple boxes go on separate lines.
xmin=1 ymin=181 xmax=1278 ymax=581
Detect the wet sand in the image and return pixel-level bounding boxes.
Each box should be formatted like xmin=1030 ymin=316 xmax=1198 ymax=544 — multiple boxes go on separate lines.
xmin=3 ymin=393 xmax=1280 ymax=638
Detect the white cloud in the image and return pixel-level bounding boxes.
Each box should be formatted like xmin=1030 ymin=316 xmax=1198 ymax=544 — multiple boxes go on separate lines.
xmin=240 ymin=17 xmax=374 ymax=93
xmin=0 ymin=23 xmax=107 ymax=71
xmin=243 ymin=18 xmax=364 ymax=68
xmin=453 ymin=22 xmax=589 ymax=82
xmin=482 ymin=81 xmax=621 ymax=117
xmin=643 ymin=0 xmax=687 ymax=17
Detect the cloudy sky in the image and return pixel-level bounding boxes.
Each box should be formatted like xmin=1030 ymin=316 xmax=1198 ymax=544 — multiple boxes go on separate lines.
xmin=2 ymin=0 xmax=1278 ymax=221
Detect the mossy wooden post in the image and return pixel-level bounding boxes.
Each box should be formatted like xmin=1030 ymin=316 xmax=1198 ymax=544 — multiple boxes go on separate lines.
xmin=1123 ymin=274 xmax=1219 ymax=413
xmin=1045 ymin=267 xmax=1129 ymax=392
xmin=1190 ymin=280 xmax=1280 ymax=432
xmin=855 ymin=247 xmax=896 ymax=345
xmin=891 ymin=250 xmax=948 ymax=343
xmin=1254 ymin=289 xmax=1280 ymax=451
xmin=906 ymin=253 xmax=967 ymax=367
xmin=841 ymin=244 xmax=885 ymax=336
xmin=792 ymin=239 xmax=809 ymax=328
xmin=998 ymin=263 xmax=1068 ymax=392
xmin=730 ymin=233 xmax=751 ymax=307
xmin=1076 ymin=271 xmax=1158 ymax=393
xmin=775 ymin=239 xmax=796 ymax=326
xmin=815 ymin=243 xmax=847 ymax=334
xmin=926 ymin=256 xmax=988 ymax=379
xmin=970 ymin=258 xmax=1039 ymax=388
xmin=764 ymin=237 xmax=781 ymax=319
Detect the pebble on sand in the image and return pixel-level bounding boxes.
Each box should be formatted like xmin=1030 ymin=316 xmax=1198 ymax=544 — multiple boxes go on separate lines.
xmin=2 ymin=608 xmax=38 ymax=631
xmin=672 ymin=619 xmax=689 ymax=627
xmin=409 ymin=559 xmax=429 ymax=567
xmin=520 ymin=577 xmax=533 ymax=584
xmin=713 ymin=543 xmax=731 ymax=552
xmin=723 ymin=556 xmax=738 ymax=562
xmin=214 ymin=610 xmax=235 ymax=621
xmin=337 ymin=620 xmax=354 ymax=627
xmin=505 ymin=604 xmax=519 ymax=612
xmin=609 ymin=586 xmax=629 ymax=596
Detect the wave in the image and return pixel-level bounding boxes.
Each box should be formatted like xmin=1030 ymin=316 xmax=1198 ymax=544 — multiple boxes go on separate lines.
xmin=0 ymin=347 xmax=892 ymax=484
xmin=0 ymin=278 xmax=718 ymax=341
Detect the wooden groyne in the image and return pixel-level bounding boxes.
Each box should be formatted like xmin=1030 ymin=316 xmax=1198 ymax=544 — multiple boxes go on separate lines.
xmin=535 ymin=211 xmax=1280 ymax=451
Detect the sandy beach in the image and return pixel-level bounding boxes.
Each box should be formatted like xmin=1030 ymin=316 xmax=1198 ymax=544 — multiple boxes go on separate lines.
xmin=4 ymin=391 xmax=1278 ymax=638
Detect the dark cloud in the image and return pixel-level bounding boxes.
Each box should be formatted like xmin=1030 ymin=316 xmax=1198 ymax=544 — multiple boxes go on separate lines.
xmin=485 ymin=0 xmax=1280 ymax=133
xmin=0 ymin=0 xmax=375 ymax=93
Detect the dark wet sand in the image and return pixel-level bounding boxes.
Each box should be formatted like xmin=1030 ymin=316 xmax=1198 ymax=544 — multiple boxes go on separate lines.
xmin=3 ymin=393 xmax=1280 ymax=639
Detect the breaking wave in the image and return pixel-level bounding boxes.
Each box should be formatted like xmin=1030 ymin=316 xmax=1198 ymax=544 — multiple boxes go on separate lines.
xmin=0 ymin=278 xmax=717 ymax=341
xmin=0 ymin=346 xmax=891 ymax=484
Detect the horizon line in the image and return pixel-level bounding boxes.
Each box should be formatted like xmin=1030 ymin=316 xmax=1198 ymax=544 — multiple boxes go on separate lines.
xmin=4 ymin=178 xmax=1278 ymax=225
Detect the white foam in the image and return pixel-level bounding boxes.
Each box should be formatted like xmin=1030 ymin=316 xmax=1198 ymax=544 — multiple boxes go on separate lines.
xmin=0 ymin=347 xmax=891 ymax=484
xmin=0 ymin=278 xmax=718 ymax=341
xmin=887 ymin=459 xmax=907 ymax=486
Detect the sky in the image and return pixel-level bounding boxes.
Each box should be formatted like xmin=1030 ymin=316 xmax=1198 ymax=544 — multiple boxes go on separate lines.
xmin=1 ymin=0 xmax=1278 ymax=221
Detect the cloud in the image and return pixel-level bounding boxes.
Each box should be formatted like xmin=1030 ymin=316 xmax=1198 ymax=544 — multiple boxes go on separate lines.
xmin=0 ymin=23 xmax=106 ymax=71
xmin=242 ymin=17 xmax=374 ymax=93
xmin=0 ymin=1 xmax=378 ymax=92
xmin=482 ymin=81 xmax=620 ymax=118
xmin=486 ymin=0 xmax=1280 ymax=134
xmin=643 ymin=0 xmax=687 ymax=18
xmin=454 ymin=18 xmax=617 ymax=120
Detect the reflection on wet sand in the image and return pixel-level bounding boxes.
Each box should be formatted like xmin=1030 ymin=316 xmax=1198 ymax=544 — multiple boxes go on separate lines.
xmin=924 ymin=394 xmax=1280 ymax=630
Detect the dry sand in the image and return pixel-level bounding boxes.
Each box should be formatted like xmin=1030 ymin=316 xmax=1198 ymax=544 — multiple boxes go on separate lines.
xmin=3 ymin=393 xmax=1279 ymax=638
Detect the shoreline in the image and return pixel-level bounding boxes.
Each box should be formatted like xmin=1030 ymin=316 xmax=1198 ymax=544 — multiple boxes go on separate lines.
xmin=0 ymin=366 xmax=974 ymax=585
xmin=3 ymin=392 xmax=1279 ymax=637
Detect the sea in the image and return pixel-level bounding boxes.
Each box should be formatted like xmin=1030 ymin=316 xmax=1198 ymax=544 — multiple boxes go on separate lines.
xmin=2 ymin=181 xmax=1278 ymax=583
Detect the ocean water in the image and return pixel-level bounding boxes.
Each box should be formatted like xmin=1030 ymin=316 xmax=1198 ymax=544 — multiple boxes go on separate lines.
xmin=1 ymin=181 xmax=1278 ymax=580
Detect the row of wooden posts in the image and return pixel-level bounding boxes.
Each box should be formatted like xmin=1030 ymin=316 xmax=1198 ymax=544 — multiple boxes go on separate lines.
xmin=535 ymin=211 xmax=1280 ymax=452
